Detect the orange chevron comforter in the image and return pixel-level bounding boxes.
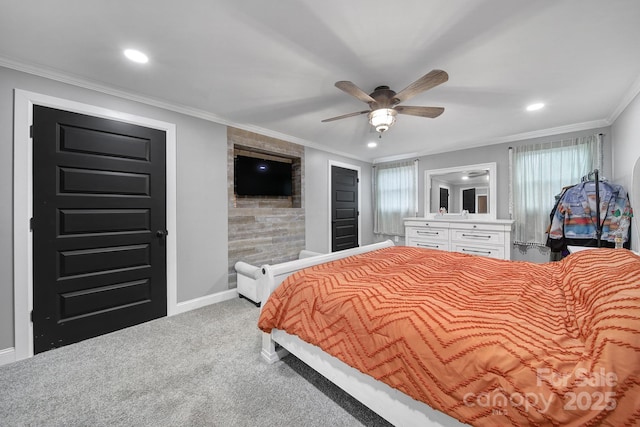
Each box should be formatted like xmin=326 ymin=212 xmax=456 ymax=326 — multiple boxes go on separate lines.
xmin=258 ymin=246 xmax=640 ymax=426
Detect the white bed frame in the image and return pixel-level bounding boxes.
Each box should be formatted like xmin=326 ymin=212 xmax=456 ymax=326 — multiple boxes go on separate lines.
xmin=259 ymin=240 xmax=466 ymax=427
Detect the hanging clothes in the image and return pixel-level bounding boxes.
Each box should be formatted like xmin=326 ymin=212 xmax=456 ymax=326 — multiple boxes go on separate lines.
xmin=546 ymin=180 xmax=632 ymax=254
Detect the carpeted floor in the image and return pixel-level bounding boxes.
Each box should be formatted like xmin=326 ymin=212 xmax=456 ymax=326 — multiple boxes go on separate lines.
xmin=0 ymin=297 xmax=392 ymax=427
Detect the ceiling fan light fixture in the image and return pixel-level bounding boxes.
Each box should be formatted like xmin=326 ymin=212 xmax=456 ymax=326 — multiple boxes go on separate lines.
xmin=369 ymin=108 xmax=397 ymax=133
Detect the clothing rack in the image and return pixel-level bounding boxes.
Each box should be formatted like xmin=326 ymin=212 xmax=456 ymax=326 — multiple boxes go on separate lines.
xmin=548 ymin=166 xmax=631 ymax=255
xmin=581 ymin=169 xmax=601 ymax=247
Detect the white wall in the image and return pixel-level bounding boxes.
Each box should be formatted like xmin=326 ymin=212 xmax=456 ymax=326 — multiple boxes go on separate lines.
xmin=612 ymin=91 xmax=640 ymax=251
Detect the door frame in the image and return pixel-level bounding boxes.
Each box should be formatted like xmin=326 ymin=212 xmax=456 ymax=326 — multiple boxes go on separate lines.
xmin=327 ymin=160 xmax=361 ymax=251
xmin=13 ymin=89 xmax=177 ymax=361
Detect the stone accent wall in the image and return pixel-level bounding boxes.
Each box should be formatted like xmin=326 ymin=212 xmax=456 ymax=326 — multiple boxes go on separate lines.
xmin=227 ymin=127 xmax=305 ymax=287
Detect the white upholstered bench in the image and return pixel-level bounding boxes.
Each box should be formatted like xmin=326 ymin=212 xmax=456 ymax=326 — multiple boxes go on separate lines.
xmin=234 ymin=250 xmax=323 ymax=306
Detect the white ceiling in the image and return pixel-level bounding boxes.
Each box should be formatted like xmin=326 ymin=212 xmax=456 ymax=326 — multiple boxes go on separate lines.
xmin=2 ymin=0 xmax=640 ymax=162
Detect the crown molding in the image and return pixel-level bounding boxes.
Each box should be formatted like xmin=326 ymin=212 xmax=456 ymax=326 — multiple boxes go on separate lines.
xmin=4 ymin=55 xmax=631 ymax=166
xmin=468 ymin=119 xmax=612 ymax=147
xmin=0 ymin=56 xmax=366 ymax=163
xmin=373 ymin=119 xmax=611 ymax=164
xmin=608 ymin=73 xmax=640 ymax=123
xmin=372 ymin=152 xmax=420 ymax=164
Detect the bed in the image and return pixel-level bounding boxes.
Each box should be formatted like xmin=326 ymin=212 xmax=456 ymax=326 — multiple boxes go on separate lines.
xmin=257 ymin=241 xmax=640 ymax=426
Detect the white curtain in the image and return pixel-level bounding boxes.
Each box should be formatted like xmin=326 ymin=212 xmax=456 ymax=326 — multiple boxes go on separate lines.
xmin=511 ymin=134 xmax=601 ymax=246
xmin=373 ymin=160 xmax=418 ymax=236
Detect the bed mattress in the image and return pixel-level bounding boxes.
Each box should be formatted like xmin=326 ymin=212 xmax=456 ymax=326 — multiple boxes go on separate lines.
xmin=259 ymin=246 xmax=640 ymax=426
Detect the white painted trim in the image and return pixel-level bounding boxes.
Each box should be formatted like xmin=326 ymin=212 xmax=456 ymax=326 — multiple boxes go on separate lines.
xmin=327 ymin=160 xmax=362 ymax=252
xmin=0 ymin=57 xmax=364 ymax=163
xmin=373 ymin=119 xmax=611 ymax=164
xmin=3 ymin=289 xmax=240 ymax=366
xmin=269 ymin=330 xmax=464 ymax=427
xmin=372 ymin=151 xmax=421 ymax=164
xmin=424 ymin=162 xmax=497 ymax=220
xmin=174 ymin=289 xmax=239 ymax=315
xmin=608 ymin=73 xmax=640 ymax=124
xmin=413 ymin=159 xmax=420 ymax=217
xmin=632 ymin=157 xmax=640 ymax=253
xmin=13 ymin=89 xmax=178 ymax=361
xmin=2 ymin=57 xmax=624 ymax=167
xmin=0 ymin=347 xmax=16 ymax=366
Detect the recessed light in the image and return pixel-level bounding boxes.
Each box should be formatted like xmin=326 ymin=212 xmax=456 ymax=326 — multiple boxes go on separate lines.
xmin=124 ymin=49 xmax=149 ymax=64
xmin=367 ymin=141 xmax=377 ymax=148
xmin=526 ymin=102 xmax=545 ymax=112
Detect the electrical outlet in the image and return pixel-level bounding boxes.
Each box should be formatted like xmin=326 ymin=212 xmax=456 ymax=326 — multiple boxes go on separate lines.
xmin=394 ymin=235 xmax=399 ymax=243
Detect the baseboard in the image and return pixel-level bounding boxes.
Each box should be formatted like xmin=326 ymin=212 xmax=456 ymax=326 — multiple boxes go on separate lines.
xmin=174 ymin=289 xmax=239 ymax=315
xmin=0 ymin=347 xmax=16 ymax=367
xmin=0 ymin=291 xmax=239 ymax=366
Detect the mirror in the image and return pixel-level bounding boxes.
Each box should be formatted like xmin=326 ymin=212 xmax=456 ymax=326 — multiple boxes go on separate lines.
xmin=425 ymin=162 xmax=497 ymax=219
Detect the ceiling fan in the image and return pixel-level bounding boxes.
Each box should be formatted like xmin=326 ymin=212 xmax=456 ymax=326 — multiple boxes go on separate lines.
xmin=322 ymin=69 xmax=448 ymax=133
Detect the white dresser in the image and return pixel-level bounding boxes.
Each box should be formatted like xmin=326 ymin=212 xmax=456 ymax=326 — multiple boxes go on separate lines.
xmin=404 ymin=217 xmax=514 ymax=260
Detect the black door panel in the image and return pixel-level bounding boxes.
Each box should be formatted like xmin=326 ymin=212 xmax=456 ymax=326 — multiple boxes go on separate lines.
xmin=32 ymin=106 xmax=167 ymax=354
xmin=331 ymin=166 xmax=359 ymax=252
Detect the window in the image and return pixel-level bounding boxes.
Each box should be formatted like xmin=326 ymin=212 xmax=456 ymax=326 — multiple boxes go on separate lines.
xmin=510 ymin=134 xmax=602 ymax=246
xmin=373 ymin=160 xmax=418 ymax=235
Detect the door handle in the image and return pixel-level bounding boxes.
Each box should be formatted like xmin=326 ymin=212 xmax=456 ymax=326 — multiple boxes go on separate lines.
xmin=156 ymin=230 xmax=168 ymax=239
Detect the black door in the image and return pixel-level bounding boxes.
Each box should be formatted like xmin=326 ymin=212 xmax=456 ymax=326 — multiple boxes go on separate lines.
xmin=32 ymin=106 xmax=167 ymax=354
xmin=439 ymin=187 xmax=449 ymax=212
xmin=462 ymin=188 xmax=476 ymax=213
xmin=331 ymin=166 xmax=359 ymax=252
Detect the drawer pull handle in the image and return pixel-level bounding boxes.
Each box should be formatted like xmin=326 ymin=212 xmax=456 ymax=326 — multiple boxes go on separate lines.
xmin=462 ymin=233 xmax=491 ymax=239
xmin=462 ymin=248 xmax=492 ymax=255
xmin=417 ymin=231 xmax=439 ymax=235
xmin=417 ymin=243 xmax=439 ymax=249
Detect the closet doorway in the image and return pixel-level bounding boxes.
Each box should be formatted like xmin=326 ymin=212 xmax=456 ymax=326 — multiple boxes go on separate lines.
xmin=329 ymin=162 xmax=360 ymax=252
xmin=14 ymin=90 xmax=177 ymax=361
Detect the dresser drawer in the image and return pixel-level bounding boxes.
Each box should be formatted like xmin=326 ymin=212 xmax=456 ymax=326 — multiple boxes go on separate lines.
xmin=450 ymin=228 xmax=505 ymax=245
xmin=405 ymin=220 xmax=451 ymax=229
xmin=451 ymin=222 xmax=509 ymax=232
xmin=404 ymin=218 xmax=513 ymax=260
xmin=406 ymin=226 xmax=449 ymax=242
xmin=407 ymin=238 xmax=449 ymax=251
xmin=451 ymin=243 xmax=505 ymax=259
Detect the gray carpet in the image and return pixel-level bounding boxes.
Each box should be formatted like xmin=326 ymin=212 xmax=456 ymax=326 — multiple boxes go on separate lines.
xmin=0 ymin=298 xmax=392 ymax=427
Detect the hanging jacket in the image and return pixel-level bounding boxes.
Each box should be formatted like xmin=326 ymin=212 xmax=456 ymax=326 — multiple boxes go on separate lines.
xmin=547 ymin=181 xmax=632 ymax=250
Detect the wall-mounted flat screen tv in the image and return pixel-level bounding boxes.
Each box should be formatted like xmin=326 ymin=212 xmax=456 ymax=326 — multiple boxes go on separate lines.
xmin=234 ymin=155 xmax=292 ymax=196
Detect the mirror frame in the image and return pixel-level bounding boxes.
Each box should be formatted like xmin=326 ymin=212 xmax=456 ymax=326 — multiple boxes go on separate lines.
xmin=424 ymin=162 xmax=497 ymax=219
xmin=632 ymin=156 xmax=640 ymax=252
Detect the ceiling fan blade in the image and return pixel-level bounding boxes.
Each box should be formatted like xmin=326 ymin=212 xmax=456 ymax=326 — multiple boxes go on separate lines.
xmin=393 ymin=70 xmax=449 ymax=104
xmin=395 ymin=106 xmax=445 ymax=118
xmin=321 ymin=110 xmax=370 ymax=123
xmin=335 ymin=81 xmax=377 ymax=104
